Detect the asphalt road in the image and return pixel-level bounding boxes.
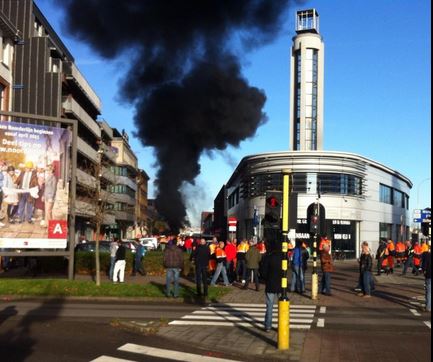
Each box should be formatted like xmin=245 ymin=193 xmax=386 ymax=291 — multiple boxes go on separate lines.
xmin=0 ymin=300 xmax=222 ymax=362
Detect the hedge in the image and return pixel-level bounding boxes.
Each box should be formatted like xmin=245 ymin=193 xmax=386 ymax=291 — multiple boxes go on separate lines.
xmin=74 ymin=250 xmax=192 ymax=277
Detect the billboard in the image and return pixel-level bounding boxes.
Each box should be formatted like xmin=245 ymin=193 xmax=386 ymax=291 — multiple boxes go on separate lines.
xmin=0 ymin=121 xmax=71 ymax=248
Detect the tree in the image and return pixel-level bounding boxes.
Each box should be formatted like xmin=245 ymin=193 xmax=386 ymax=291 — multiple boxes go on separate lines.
xmin=75 ymin=140 xmax=117 ymax=286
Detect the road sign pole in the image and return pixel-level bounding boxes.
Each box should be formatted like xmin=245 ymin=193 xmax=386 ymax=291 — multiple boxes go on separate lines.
xmin=278 ymin=173 xmax=290 ymax=350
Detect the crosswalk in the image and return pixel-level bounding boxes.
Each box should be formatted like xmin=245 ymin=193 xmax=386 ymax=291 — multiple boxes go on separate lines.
xmin=168 ymin=303 xmax=317 ymax=330
xmin=91 ymin=343 xmax=241 ymax=362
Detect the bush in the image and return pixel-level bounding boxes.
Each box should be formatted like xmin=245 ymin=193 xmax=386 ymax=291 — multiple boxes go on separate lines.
xmin=142 ymin=250 xmax=192 ymax=277
xmin=74 ymin=249 xmax=192 ymax=276
xmin=74 ymin=251 xmax=133 ymax=275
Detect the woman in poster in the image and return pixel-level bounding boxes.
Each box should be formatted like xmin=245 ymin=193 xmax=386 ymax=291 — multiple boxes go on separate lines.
xmin=3 ymin=165 xmax=19 ymax=224
xmin=44 ymin=164 xmax=57 ymax=228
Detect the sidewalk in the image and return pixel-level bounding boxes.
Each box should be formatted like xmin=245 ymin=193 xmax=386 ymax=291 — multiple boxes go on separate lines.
xmin=1 ymin=261 xmax=429 ymax=361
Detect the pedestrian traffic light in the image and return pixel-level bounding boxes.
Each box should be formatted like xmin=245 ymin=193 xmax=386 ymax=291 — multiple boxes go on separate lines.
xmin=263 ymin=191 xmax=282 ymax=229
xmin=310 ymin=214 xmax=319 ymax=233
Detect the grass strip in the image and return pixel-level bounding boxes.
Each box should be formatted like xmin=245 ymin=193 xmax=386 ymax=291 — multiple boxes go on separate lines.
xmin=0 ymin=279 xmax=229 ymax=299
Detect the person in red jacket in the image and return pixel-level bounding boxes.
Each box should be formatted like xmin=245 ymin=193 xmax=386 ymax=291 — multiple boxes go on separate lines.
xmin=184 ymin=236 xmax=193 ymax=255
xmin=225 ymin=239 xmax=237 ymax=283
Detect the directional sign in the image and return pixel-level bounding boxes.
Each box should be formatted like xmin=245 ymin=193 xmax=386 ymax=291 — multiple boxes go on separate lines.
xmin=421 ymin=209 xmax=431 ymax=220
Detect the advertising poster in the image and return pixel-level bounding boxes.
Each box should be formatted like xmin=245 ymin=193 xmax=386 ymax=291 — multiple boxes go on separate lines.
xmin=0 ymin=121 xmax=71 ymax=248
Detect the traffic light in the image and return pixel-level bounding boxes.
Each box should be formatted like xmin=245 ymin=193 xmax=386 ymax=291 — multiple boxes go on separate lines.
xmin=263 ymin=191 xmax=282 ymax=229
xmin=310 ymin=213 xmax=319 ymax=233
xmin=307 ymin=203 xmax=321 ymax=234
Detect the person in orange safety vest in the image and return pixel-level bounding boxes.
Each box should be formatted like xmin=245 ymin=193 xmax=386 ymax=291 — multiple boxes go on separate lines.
xmin=208 ymin=238 xmax=218 ymax=273
xmin=395 ymin=240 xmax=407 ymax=267
xmin=413 ymin=242 xmax=424 ymax=275
xmin=386 ymin=240 xmax=395 ymax=274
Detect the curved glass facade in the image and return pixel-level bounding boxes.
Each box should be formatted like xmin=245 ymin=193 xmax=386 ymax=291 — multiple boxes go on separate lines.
xmin=241 ymin=172 xmax=363 ymax=199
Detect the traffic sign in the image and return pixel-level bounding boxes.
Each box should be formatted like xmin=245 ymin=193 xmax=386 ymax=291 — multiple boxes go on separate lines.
xmin=228 ymin=217 xmax=237 ymax=232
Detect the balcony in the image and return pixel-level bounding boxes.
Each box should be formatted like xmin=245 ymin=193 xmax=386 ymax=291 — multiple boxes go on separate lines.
xmin=101 ymin=166 xmax=116 ymax=184
xmin=99 ymin=120 xmax=113 ymax=139
xmin=76 ymin=168 xmax=96 ymax=188
xmin=77 ymin=137 xmax=98 ymax=163
xmin=102 ymin=143 xmax=117 ymax=163
xmin=114 ymin=210 xmax=135 ymax=222
xmin=75 ymin=200 xmax=96 ymax=217
xmin=63 ymin=96 xmax=101 ymax=138
xmin=113 ymin=193 xmax=136 ymax=206
xmin=117 ymin=175 xmax=138 ymax=191
xmin=63 ymin=61 xmax=102 ymax=112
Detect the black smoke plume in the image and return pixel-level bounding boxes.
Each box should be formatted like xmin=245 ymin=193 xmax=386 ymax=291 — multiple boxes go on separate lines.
xmin=56 ymin=0 xmax=295 ymax=232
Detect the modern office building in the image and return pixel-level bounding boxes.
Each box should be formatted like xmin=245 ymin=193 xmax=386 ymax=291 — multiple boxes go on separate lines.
xmin=218 ymin=9 xmax=412 ymax=258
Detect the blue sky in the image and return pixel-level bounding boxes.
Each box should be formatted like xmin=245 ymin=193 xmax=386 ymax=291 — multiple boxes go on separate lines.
xmin=36 ymin=0 xmax=431 ymax=226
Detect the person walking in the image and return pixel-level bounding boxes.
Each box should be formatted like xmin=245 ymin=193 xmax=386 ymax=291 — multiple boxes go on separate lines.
xmin=386 ymin=239 xmax=395 ymax=274
xmin=210 ymin=241 xmax=230 ymax=287
xmin=422 ymin=246 xmax=431 ymax=313
xmin=376 ymin=239 xmax=388 ymax=275
xmin=260 ymin=240 xmax=283 ymax=332
xmin=402 ymin=240 xmax=414 ymax=275
xmin=236 ymin=239 xmax=249 ymax=284
xmin=395 ymin=240 xmax=406 ymax=268
xmin=413 ymin=241 xmax=424 ymax=276
xmin=191 ymin=238 xmax=210 ymax=297
xmin=109 ymin=238 xmax=118 ymax=280
xmin=290 ymin=240 xmax=306 ymax=294
xmin=163 ymin=240 xmax=184 ymax=298
xmin=113 ymin=240 xmax=126 ymax=283
xmin=243 ymin=240 xmax=262 ymax=291
xmin=358 ymin=242 xmax=373 ymax=298
xmin=320 ymin=244 xmax=334 ymax=296
xmin=224 ymin=239 xmax=237 ymax=283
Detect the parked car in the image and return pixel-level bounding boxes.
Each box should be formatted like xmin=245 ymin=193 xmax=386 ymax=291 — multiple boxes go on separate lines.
xmin=139 ymin=237 xmax=158 ymax=250
xmin=74 ymin=241 xmax=111 ymax=253
xmin=121 ymin=240 xmax=136 ymax=253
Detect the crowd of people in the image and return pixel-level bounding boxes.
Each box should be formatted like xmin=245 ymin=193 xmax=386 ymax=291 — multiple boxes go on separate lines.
xmin=0 ymin=160 xmax=57 ymax=228
xmin=107 ymin=233 xmax=431 ymax=319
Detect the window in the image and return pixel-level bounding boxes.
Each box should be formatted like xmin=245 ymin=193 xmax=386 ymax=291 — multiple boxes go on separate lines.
xmin=379 ymin=184 xmax=392 ymax=204
xmin=394 ymin=190 xmax=404 ymax=208
xmin=2 ymin=39 xmax=11 ymax=67
xmin=380 ymin=223 xmax=392 ymax=240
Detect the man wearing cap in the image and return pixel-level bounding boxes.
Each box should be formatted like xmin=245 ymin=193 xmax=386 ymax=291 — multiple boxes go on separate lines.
xmin=16 ymin=161 xmax=38 ymax=224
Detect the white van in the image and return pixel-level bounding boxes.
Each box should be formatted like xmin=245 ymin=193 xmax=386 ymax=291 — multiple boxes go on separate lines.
xmin=139 ymin=237 xmax=158 ymax=250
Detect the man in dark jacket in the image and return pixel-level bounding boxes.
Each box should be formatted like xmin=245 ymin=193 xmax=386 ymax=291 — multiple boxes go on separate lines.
xmin=290 ymin=240 xmax=306 ymax=294
xmin=163 ymin=240 xmax=184 ymax=298
xmin=260 ymin=240 xmax=282 ymax=332
xmin=191 ymin=238 xmax=211 ymax=297
xmin=244 ymin=240 xmax=262 ymax=291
